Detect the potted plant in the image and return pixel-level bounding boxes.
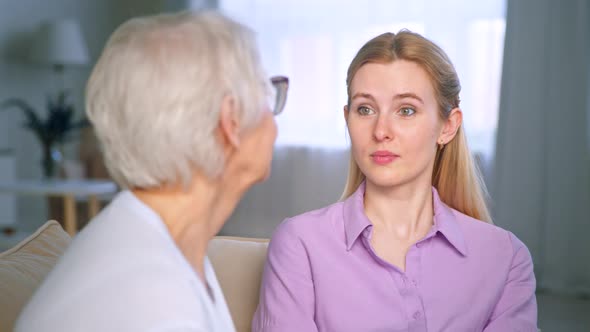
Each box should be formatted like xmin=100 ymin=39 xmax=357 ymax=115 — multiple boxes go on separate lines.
xmin=1 ymin=91 xmax=90 ymax=178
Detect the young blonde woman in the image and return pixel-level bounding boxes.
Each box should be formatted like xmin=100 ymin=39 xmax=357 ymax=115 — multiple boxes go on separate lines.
xmin=253 ymin=31 xmax=537 ymax=332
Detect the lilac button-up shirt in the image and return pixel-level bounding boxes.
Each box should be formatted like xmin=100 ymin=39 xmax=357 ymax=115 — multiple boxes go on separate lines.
xmin=253 ymin=182 xmax=537 ymax=332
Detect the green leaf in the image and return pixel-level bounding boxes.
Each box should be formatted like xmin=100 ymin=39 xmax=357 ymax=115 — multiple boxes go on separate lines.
xmin=1 ymin=99 xmax=44 ymax=135
xmin=2 ymin=92 xmax=89 ymax=147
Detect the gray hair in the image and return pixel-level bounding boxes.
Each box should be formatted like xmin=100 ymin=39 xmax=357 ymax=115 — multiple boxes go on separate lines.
xmin=86 ymin=11 xmax=267 ymax=189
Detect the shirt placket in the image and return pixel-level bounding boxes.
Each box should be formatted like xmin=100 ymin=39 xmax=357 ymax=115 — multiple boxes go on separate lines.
xmin=361 ymin=228 xmax=432 ymax=332
xmin=404 ymin=243 xmax=427 ymax=332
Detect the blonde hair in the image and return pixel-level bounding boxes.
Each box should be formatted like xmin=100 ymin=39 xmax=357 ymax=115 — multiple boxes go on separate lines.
xmin=341 ymin=31 xmax=492 ymax=223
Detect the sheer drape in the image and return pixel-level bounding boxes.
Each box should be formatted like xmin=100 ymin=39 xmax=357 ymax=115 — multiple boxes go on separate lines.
xmin=220 ymin=0 xmax=506 ymax=158
xmin=217 ymin=0 xmax=506 ymax=238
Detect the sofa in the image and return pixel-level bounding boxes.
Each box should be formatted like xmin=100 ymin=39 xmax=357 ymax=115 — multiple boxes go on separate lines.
xmin=0 ymin=220 xmax=269 ymax=332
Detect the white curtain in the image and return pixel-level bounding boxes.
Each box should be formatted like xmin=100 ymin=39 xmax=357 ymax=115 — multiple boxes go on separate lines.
xmin=216 ymin=0 xmax=507 ymax=238
xmin=492 ymin=0 xmax=590 ymax=295
xmin=219 ymin=0 xmax=506 ymax=158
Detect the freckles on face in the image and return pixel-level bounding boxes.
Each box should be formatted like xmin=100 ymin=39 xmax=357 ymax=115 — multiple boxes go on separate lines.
xmin=346 ymin=60 xmax=443 ymax=186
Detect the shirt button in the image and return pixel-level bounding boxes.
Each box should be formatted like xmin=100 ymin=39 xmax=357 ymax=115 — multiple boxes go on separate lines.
xmin=413 ymin=311 xmax=422 ymax=320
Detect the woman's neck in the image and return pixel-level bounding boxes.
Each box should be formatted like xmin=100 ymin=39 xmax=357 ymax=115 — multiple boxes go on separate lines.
xmin=132 ymin=173 xmax=244 ymax=281
xmin=364 ymin=179 xmax=434 ymax=241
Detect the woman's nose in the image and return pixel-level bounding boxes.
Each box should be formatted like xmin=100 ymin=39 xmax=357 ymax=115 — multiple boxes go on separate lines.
xmin=373 ymin=113 xmax=393 ymax=142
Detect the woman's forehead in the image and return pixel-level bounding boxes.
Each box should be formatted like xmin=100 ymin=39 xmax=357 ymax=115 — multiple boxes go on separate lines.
xmin=350 ymin=60 xmax=436 ymax=99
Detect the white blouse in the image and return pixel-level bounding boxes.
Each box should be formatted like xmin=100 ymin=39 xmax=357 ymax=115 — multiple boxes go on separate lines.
xmin=16 ymin=191 xmax=236 ymax=332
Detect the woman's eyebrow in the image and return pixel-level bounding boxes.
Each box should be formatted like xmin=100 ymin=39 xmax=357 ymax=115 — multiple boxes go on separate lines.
xmin=393 ymin=92 xmax=424 ymax=104
xmin=351 ymin=92 xmax=424 ymax=105
xmin=351 ymin=92 xmax=376 ymax=102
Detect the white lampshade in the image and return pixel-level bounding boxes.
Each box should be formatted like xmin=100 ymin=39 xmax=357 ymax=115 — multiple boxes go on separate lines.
xmin=29 ymin=19 xmax=89 ymax=68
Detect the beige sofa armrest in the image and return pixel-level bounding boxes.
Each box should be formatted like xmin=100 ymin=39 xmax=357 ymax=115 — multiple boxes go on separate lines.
xmin=208 ymin=236 xmax=269 ymax=332
xmin=0 ymin=220 xmax=71 ymax=331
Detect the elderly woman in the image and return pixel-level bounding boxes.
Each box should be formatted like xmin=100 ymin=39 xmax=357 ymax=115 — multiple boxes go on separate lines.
xmin=16 ymin=11 xmax=288 ymax=332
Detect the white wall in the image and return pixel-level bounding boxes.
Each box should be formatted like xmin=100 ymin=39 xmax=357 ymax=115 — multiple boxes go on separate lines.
xmin=0 ymin=0 xmax=180 ymax=231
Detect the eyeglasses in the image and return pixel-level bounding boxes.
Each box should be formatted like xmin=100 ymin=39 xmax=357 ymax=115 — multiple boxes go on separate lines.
xmin=269 ymin=76 xmax=289 ymax=116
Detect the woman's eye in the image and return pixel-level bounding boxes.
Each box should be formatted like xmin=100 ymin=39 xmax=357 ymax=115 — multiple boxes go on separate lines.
xmin=357 ymin=106 xmax=375 ymax=116
xmin=398 ymin=107 xmax=416 ymax=116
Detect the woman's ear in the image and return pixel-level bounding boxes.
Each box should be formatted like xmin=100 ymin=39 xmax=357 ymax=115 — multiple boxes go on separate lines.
xmin=219 ymin=95 xmax=240 ymax=148
xmin=438 ymin=108 xmax=462 ymax=144
xmin=343 ymin=105 xmax=349 ymax=124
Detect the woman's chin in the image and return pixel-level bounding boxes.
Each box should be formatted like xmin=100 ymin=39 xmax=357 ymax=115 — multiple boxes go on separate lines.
xmin=257 ymin=168 xmax=272 ymax=183
xmin=247 ymin=167 xmax=272 ymax=187
xmin=364 ymin=172 xmax=410 ymax=189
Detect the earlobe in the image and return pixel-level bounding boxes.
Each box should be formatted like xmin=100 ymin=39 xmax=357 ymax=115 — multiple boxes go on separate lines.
xmin=219 ymin=96 xmax=240 ymax=148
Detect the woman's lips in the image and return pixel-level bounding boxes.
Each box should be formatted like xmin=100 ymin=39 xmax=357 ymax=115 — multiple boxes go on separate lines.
xmin=370 ymin=150 xmax=399 ymax=165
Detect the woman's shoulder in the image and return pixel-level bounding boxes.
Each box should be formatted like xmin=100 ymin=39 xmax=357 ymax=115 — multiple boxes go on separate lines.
xmin=451 ymin=209 xmax=530 ymax=262
xmin=270 ymin=200 xmax=345 ymax=241
xmin=18 ymin=222 xmax=211 ymax=332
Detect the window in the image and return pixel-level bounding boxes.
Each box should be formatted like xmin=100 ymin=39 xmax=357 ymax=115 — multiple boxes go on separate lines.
xmin=220 ymin=0 xmax=506 ymax=159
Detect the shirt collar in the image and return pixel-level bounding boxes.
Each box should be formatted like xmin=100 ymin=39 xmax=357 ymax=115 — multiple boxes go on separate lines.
xmin=111 ymin=190 xmax=171 ymax=239
xmin=432 ymin=188 xmax=468 ymax=256
xmin=342 ymin=181 xmax=468 ymax=256
xmin=342 ymin=181 xmax=372 ymax=251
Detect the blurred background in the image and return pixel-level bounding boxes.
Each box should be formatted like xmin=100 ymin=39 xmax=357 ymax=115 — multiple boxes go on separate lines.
xmin=0 ymin=0 xmax=588 ymax=330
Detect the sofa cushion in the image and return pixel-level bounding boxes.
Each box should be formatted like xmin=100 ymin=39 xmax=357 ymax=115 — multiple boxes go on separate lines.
xmin=0 ymin=220 xmax=71 ymax=331
xmin=208 ymin=236 xmax=269 ymax=332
